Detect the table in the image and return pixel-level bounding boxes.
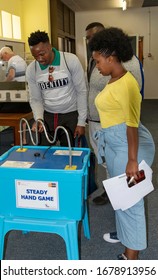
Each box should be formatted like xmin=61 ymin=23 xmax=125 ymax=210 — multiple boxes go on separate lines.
xmin=0 ymin=112 xmax=33 ymax=145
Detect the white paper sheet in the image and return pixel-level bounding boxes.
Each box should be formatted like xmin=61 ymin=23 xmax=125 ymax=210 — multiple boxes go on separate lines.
xmin=53 ymin=150 xmax=82 ymax=156
xmin=1 ymin=160 xmax=34 ymax=168
xmin=103 ymin=160 xmax=154 ymax=211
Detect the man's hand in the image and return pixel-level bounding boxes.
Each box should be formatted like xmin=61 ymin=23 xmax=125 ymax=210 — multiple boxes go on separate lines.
xmin=74 ymin=126 xmax=85 ymax=138
xmin=32 ymin=120 xmax=44 ymax=133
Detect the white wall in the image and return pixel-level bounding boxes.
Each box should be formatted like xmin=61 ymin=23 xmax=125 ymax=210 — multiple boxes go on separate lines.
xmin=75 ymin=7 xmax=158 ymax=99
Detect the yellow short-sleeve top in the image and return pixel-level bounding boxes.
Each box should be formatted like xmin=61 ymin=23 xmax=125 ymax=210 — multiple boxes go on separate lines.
xmin=95 ymin=71 xmax=142 ymax=128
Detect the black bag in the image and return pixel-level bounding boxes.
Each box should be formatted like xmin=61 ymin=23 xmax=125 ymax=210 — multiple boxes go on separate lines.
xmin=75 ymin=135 xmax=97 ymax=196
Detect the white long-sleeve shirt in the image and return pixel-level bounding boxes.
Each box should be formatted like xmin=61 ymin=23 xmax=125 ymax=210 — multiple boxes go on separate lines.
xmin=26 ymin=50 xmax=87 ymax=126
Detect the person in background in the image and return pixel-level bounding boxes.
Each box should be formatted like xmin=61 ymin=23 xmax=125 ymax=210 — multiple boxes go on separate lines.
xmin=26 ymin=30 xmax=87 ymax=146
xmin=88 ymin=27 xmax=155 ymax=260
xmin=85 ymin=22 xmax=144 ymax=209
xmin=85 ymin=22 xmax=110 ymax=206
xmin=0 ymin=46 xmax=31 ymax=145
xmin=0 ymin=47 xmax=27 ymax=81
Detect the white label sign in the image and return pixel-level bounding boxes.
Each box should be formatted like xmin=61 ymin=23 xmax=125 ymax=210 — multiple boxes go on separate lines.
xmin=16 ymin=180 xmax=59 ymax=210
xmin=1 ymin=161 xmax=34 ymax=168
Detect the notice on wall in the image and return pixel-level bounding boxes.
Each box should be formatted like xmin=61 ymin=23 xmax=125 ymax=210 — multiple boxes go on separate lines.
xmin=15 ymin=179 xmax=59 ymax=210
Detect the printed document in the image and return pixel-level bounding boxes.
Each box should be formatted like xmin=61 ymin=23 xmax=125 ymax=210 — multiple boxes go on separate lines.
xmin=103 ymin=160 xmax=154 ymax=211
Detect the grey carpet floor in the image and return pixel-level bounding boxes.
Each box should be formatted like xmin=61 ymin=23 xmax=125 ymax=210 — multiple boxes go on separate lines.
xmin=1 ymin=99 xmax=158 ymax=260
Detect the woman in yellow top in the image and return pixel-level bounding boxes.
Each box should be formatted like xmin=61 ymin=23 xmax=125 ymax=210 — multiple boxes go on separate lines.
xmin=88 ymin=27 xmax=155 ymax=260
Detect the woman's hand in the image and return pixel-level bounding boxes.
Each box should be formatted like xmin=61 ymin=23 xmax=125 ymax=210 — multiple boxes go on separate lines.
xmin=126 ymin=159 xmax=139 ymax=180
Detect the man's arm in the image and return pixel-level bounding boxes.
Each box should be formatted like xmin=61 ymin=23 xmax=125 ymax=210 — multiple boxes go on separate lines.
xmin=5 ymin=68 xmax=15 ymax=81
xmin=26 ymin=62 xmax=44 ymax=121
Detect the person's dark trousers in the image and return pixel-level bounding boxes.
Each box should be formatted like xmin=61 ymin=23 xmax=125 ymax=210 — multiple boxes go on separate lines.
xmin=39 ymin=110 xmax=78 ymax=147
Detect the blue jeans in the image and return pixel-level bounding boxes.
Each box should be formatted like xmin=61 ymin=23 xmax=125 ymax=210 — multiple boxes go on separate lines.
xmin=95 ymin=122 xmax=155 ymax=250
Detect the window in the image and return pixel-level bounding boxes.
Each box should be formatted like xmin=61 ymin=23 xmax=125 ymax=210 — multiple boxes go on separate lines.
xmin=1 ymin=11 xmax=21 ymax=40
xmin=12 ymin=15 xmax=21 ymax=40
xmin=1 ymin=11 xmax=12 ymax=38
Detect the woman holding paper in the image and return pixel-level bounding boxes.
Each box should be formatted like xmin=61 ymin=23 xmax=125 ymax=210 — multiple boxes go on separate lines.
xmin=88 ymin=27 xmax=155 ymax=260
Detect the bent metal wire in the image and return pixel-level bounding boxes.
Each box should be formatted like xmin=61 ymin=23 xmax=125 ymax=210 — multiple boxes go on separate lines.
xmin=19 ymin=118 xmax=72 ymax=167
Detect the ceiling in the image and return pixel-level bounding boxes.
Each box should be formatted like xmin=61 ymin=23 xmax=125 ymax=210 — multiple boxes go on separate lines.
xmin=61 ymin=0 xmax=158 ymax=12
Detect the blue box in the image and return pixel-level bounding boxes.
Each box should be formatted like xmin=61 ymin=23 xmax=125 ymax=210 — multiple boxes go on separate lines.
xmin=0 ymin=146 xmax=90 ymax=221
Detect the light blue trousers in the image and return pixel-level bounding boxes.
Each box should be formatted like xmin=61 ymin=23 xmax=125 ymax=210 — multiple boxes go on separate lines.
xmin=95 ymin=122 xmax=155 ymax=250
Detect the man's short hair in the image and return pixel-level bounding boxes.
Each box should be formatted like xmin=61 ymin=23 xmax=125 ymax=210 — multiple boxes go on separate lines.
xmin=28 ymin=30 xmax=50 ymax=46
xmin=0 ymin=47 xmax=13 ymax=58
xmin=85 ymin=22 xmax=104 ymax=31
